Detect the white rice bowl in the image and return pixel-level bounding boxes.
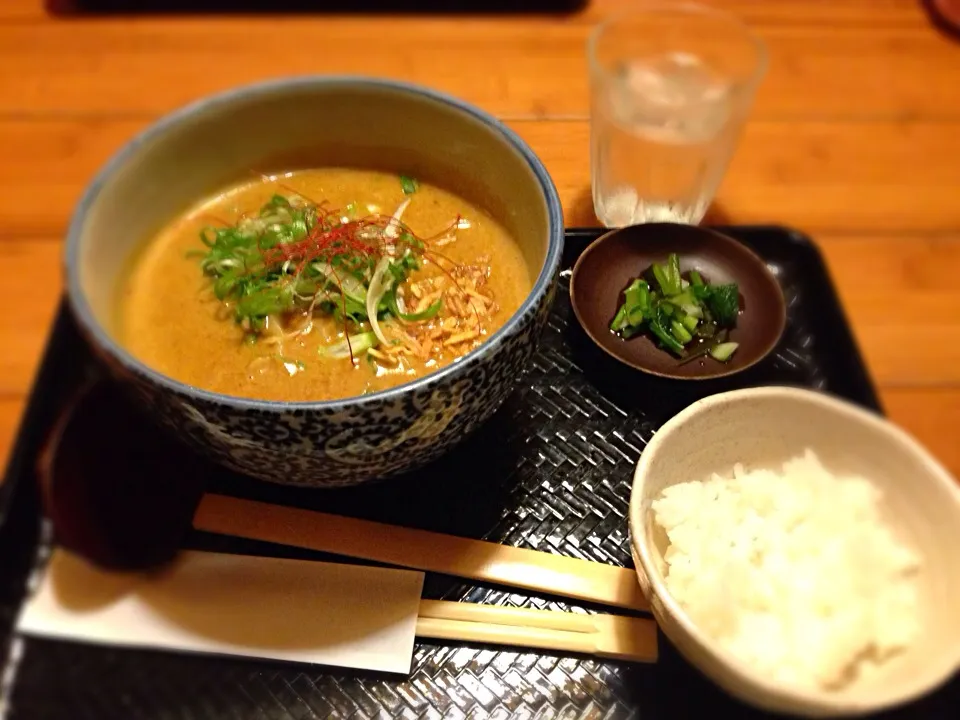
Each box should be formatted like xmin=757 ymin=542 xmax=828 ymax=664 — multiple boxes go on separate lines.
xmin=629 ymin=386 xmax=960 ymax=717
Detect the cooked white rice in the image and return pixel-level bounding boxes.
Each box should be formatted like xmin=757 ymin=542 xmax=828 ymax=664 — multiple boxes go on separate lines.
xmin=652 ymin=449 xmax=922 ymax=691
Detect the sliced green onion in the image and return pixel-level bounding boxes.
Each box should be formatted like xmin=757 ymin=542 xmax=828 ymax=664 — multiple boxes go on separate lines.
xmin=669 ymin=289 xmax=696 ymax=306
xmin=627 ymin=305 xmax=646 ymax=326
xmin=681 ymin=303 xmax=703 ymax=319
xmin=400 ymin=175 xmax=419 ymax=194
xmin=387 ymin=291 xmax=442 ymax=322
xmin=235 ymin=284 xmax=294 ymax=319
xmin=709 ymin=342 xmax=740 ymax=362
xmin=671 ymin=320 xmax=693 ymax=344
xmin=320 ymin=332 xmax=379 ymax=359
xmin=666 ymin=254 xmax=682 ymax=295
xmin=627 ymin=280 xmax=651 ymax=324
xmin=313 ymin=262 xmax=367 ymax=304
xmin=651 ymin=263 xmax=674 ymax=296
xmin=649 ymin=319 xmax=686 ymax=356
xmin=623 ymin=278 xmax=647 ymax=304
xmin=610 ymin=304 xmax=629 ymax=332
xmin=612 ymin=279 xmax=651 ymax=332
xmin=610 ymin=254 xmax=741 ymax=363
xmin=681 ymin=314 xmax=699 ymax=333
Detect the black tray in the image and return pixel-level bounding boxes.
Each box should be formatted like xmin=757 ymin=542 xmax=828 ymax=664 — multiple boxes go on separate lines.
xmin=0 ymin=226 xmax=954 ymax=720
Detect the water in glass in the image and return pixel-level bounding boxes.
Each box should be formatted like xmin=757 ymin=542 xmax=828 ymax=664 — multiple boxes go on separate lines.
xmin=593 ymin=51 xmax=738 ymax=227
xmin=588 ymin=4 xmax=766 ymax=228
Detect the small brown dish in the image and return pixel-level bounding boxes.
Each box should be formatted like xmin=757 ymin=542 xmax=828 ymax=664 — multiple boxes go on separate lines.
xmin=569 ymin=223 xmax=786 ymax=381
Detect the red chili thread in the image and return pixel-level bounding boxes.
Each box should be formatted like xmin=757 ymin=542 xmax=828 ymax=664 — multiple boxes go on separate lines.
xmin=243 ymin=197 xmax=482 ymax=349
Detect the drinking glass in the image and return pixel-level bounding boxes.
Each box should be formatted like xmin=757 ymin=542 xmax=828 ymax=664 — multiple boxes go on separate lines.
xmin=588 ymin=3 xmax=767 ymax=227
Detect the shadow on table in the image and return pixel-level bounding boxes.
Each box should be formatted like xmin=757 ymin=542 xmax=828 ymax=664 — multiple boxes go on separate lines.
xmin=565 ymin=184 xmax=738 ymax=233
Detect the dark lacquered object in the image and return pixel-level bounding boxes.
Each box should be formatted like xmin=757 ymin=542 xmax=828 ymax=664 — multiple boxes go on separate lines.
xmin=569 ymin=224 xmax=786 ymax=381
xmin=38 ymin=380 xmax=206 ymax=571
xmin=924 ymin=0 xmax=960 ymax=39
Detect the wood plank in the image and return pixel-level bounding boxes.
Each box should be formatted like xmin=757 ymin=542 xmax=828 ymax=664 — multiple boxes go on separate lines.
xmin=817 ymin=236 xmax=960 ymax=386
xmin=702 ymin=0 xmax=932 ymax=29
xmin=1 ymin=232 xmax=958 ymax=400
xmin=3 ymin=118 xmax=960 ymax=238
xmin=881 ymin=388 xmax=960 ymax=481
xmin=0 ymin=242 xmax=63 ymax=397
xmin=0 ymin=0 xmax=38 ymax=20
xmin=714 ymin=121 xmax=960 ymax=232
xmin=0 ymin=6 xmax=955 ymax=120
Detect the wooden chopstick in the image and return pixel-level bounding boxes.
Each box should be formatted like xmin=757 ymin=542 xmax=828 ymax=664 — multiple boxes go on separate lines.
xmin=194 ymin=494 xmax=649 ymax=612
xmin=415 ymin=600 xmax=658 ymax=663
xmin=418 ymin=599 xmax=597 ymax=633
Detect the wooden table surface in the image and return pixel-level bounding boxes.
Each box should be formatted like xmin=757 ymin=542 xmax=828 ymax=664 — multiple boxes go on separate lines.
xmin=1 ymin=0 xmax=958 ymax=480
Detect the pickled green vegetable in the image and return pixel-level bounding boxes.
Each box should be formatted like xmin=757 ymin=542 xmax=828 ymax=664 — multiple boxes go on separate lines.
xmin=610 ymin=254 xmax=742 ymax=363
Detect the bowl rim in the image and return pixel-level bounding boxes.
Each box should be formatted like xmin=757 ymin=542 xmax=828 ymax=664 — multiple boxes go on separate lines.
xmin=569 ymin=223 xmax=787 ymax=381
xmin=64 ymin=75 xmax=565 ymax=412
xmin=629 ymin=385 xmax=960 ymax=714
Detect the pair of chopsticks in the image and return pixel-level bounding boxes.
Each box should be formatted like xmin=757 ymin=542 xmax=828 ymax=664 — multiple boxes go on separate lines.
xmin=194 ymin=494 xmax=649 ymax=611
xmin=416 ymin=600 xmax=657 ymax=663
xmin=194 ymin=495 xmax=658 ymax=663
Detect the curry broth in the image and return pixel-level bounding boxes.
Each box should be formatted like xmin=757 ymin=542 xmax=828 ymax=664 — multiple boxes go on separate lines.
xmin=118 ymin=169 xmax=533 ymax=402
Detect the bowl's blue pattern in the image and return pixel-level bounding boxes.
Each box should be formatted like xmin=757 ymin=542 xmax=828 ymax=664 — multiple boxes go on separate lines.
xmin=101 ymin=272 xmax=557 ymax=488
xmin=66 ymin=76 xmax=564 ymax=489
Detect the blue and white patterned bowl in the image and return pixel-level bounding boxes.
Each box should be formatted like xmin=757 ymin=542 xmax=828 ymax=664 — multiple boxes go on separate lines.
xmin=65 ymin=76 xmax=564 ymax=488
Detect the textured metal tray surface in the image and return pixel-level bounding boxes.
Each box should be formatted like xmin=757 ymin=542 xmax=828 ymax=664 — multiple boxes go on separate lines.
xmin=0 ymin=226 xmax=953 ymax=720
